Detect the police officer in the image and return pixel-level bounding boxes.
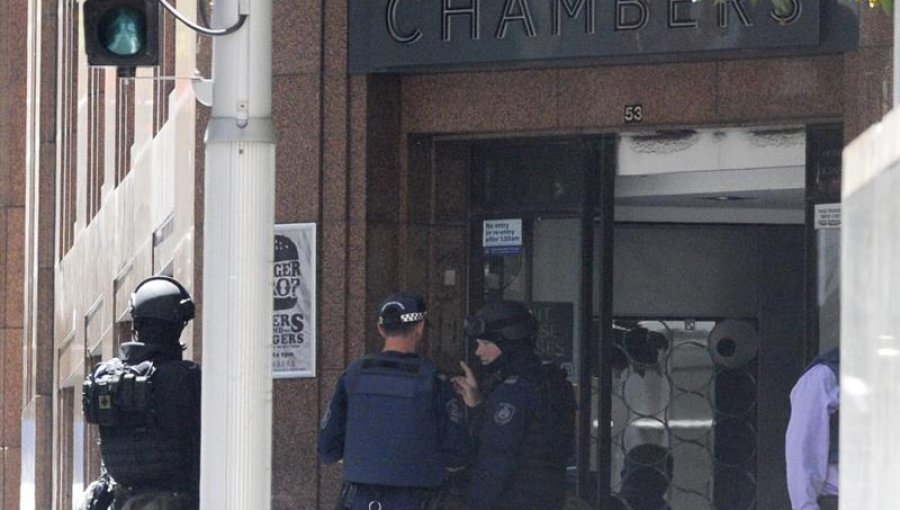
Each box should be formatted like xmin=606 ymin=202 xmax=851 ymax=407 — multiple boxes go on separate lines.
xmin=82 ymin=276 xmax=200 ymax=510
xmin=786 ymin=347 xmax=840 ymax=510
xmin=452 ymin=300 xmax=575 ymax=510
xmin=318 ymin=292 xmax=468 ymax=510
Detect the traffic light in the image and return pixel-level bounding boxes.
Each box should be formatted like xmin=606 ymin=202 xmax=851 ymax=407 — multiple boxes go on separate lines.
xmin=83 ymin=0 xmax=159 ymax=68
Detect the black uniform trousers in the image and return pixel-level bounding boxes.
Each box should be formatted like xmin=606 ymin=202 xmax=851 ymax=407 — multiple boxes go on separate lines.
xmin=818 ymin=495 xmax=838 ymax=510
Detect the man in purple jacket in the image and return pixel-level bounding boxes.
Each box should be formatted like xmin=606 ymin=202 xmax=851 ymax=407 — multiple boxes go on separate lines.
xmin=785 ymin=347 xmax=840 ymax=510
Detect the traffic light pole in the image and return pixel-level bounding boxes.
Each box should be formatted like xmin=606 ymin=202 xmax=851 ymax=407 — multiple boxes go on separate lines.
xmin=199 ymin=0 xmax=275 ymax=506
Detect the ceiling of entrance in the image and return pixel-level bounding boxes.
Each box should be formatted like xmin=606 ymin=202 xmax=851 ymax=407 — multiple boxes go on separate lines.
xmin=615 ymin=128 xmax=806 ymax=224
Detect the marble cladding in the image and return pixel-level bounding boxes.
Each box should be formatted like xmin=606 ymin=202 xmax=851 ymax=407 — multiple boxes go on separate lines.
xmin=843 ymin=47 xmax=893 ymax=143
xmin=716 ymin=56 xmax=844 ymax=122
xmin=319 ymin=222 xmax=349 ymax=370
xmin=402 ymin=56 xmax=846 ymax=135
xmin=841 ymin=107 xmax=900 ymax=510
xmin=3 ymin=446 xmax=21 ymax=509
xmin=2 ymin=329 xmax=23 ymax=448
xmin=402 ymin=70 xmax=558 ymax=134
xmin=38 ymin=143 xmax=58 ymax=270
xmin=1 ymin=2 xmax=27 ymax=507
xmin=271 ymin=378 xmax=321 ymax=509
xmin=0 ymin=211 xmax=7 ymax=327
xmin=272 ymin=0 xmax=321 ymax=76
xmin=859 ymin=3 xmax=893 ymax=48
xmin=273 ymin=74 xmax=322 ymax=222
xmin=317 ymin=369 xmax=344 ymax=510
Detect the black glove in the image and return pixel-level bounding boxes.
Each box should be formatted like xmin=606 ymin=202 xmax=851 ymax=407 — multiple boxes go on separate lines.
xmin=82 ymin=476 xmax=115 ymax=510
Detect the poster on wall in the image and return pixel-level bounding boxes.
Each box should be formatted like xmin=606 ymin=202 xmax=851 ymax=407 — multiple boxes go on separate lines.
xmin=272 ymin=223 xmax=316 ymax=378
xmin=531 ymin=301 xmax=574 ymax=377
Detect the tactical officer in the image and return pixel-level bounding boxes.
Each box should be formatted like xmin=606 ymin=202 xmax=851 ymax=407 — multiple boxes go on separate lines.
xmin=452 ymin=300 xmax=576 ymax=510
xmin=82 ymin=276 xmax=201 ymax=510
xmin=318 ymin=292 xmax=469 ymax=510
xmin=786 ymin=347 xmax=840 ymax=510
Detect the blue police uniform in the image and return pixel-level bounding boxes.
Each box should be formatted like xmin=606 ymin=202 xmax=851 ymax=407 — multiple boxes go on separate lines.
xmin=318 ymin=351 xmax=468 ymax=509
xmin=467 ymin=351 xmax=571 ymax=510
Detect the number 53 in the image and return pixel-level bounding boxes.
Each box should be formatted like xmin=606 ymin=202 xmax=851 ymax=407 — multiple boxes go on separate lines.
xmin=624 ymin=105 xmax=643 ymax=123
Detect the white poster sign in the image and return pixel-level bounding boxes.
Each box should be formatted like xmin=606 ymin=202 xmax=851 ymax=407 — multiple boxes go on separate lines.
xmin=483 ymin=219 xmax=523 ymax=256
xmin=272 ymin=223 xmax=316 ymax=378
xmin=814 ymin=203 xmax=841 ymax=229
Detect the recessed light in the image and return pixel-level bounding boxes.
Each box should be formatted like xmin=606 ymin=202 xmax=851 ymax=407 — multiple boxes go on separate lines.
xmin=696 ymin=196 xmax=753 ymax=202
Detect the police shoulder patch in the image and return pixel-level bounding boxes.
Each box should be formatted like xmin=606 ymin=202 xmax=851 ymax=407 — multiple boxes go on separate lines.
xmin=446 ymin=398 xmax=462 ymax=423
xmin=494 ymin=402 xmax=517 ymax=426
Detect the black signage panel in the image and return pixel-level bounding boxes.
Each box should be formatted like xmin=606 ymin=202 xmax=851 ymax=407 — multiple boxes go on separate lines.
xmin=350 ymin=0 xmax=823 ymax=73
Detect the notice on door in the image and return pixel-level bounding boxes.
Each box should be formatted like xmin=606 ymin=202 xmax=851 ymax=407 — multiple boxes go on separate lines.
xmin=483 ymin=219 xmax=523 ymax=256
xmin=814 ymin=203 xmax=841 ymax=229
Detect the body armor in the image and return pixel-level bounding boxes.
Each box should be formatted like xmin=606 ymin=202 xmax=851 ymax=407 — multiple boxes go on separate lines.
xmin=83 ymin=357 xmax=198 ymax=491
xmin=342 ymin=354 xmax=446 ymax=488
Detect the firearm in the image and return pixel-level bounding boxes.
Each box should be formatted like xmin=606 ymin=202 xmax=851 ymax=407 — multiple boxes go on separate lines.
xmin=81 ymin=473 xmax=115 ymax=510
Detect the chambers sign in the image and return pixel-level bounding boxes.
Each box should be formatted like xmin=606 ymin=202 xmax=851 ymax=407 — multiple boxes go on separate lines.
xmin=349 ymin=0 xmax=820 ymax=73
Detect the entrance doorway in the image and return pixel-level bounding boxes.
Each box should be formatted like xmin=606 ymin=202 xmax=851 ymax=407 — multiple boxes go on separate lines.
xmin=453 ymin=128 xmax=811 ymax=509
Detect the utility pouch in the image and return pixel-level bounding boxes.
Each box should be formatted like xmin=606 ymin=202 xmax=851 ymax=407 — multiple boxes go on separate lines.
xmin=82 ymin=360 xmax=155 ymax=427
xmin=83 ymin=377 xmax=118 ymax=427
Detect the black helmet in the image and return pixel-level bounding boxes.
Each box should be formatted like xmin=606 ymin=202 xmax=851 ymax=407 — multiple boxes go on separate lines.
xmin=464 ymin=300 xmax=536 ymax=346
xmin=129 ymin=276 xmax=195 ymax=325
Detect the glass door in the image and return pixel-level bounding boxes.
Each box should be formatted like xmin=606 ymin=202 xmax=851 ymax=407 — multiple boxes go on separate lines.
xmin=466 ymin=136 xmax=616 ymax=508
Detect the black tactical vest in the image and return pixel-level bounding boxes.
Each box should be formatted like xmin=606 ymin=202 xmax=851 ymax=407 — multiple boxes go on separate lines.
xmin=83 ymin=357 xmax=199 ymax=490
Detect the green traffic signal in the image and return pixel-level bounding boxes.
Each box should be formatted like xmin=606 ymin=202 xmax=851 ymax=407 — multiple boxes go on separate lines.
xmin=98 ymin=6 xmax=146 ymax=57
xmin=84 ymin=0 xmax=159 ymax=67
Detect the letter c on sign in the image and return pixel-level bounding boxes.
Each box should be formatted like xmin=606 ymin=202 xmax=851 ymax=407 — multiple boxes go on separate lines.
xmin=387 ymin=0 xmax=423 ymax=44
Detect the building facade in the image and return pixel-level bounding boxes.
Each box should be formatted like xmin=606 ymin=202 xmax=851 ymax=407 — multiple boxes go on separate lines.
xmin=2 ymin=0 xmax=894 ymax=508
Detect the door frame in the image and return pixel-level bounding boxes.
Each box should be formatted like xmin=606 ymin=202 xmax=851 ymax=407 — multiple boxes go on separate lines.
xmin=463 ymin=135 xmax=617 ymax=508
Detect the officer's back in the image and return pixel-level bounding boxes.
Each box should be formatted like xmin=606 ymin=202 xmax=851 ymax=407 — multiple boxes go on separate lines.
xmin=318 ymin=292 xmax=468 ymax=510
xmin=82 ymin=276 xmax=200 ymax=510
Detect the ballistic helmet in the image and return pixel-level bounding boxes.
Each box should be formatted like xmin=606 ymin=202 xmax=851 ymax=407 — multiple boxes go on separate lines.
xmin=129 ymin=276 xmax=195 ymax=325
xmin=464 ymin=300 xmax=536 ymax=347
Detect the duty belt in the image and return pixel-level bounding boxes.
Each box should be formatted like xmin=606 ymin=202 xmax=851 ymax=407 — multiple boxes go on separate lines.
xmin=337 ymin=482 xmax=440 ymax=510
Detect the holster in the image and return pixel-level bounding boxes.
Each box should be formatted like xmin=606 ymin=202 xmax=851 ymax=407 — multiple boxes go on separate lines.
xmin=420 ymin=488 xmax=442 ymax=510
xmin=336 ymin=482 xmax=358 ymax=510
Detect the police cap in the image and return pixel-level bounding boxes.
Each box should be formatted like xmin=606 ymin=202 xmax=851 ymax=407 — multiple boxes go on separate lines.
xmin=378 ymin=292 xmax=427 ymax=327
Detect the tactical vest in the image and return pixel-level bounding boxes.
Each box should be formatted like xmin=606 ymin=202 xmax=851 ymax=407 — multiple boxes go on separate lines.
xmin=83 ymin=358 xmax=196 ymax=489
xmin=805 ymin=348 xmax=840 ymax=465
xmin=342 ymin=354 xmax=446 ymax=487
